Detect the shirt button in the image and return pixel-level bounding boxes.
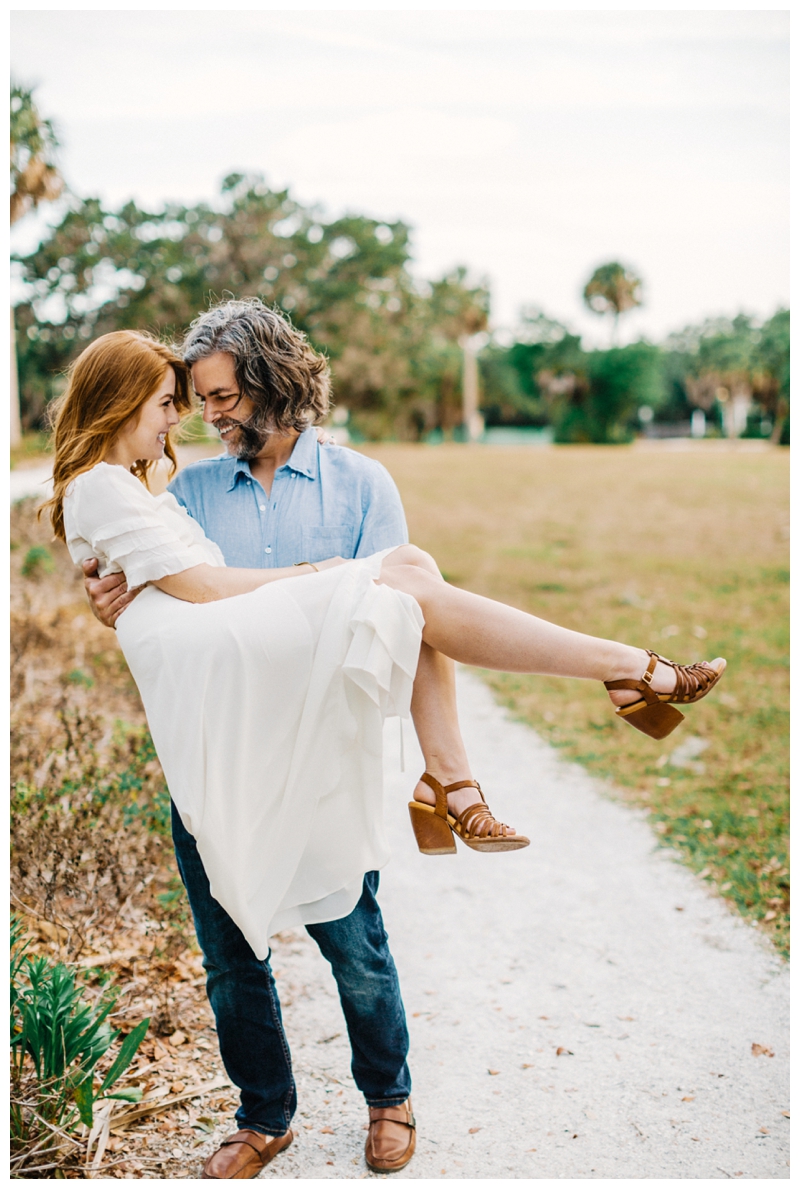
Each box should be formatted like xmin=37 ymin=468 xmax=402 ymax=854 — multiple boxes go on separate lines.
xmin=265 ymin=546 xmax=272 ymax=554
xmin=259 ymin=505 xmax=266 ymax=512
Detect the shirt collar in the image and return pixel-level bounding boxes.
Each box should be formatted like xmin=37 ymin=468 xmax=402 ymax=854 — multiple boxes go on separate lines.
xmin=225 ymin=427 xmax=319 ymax=491
xmin=281 ymin=427 xmax=319 ymax=480
xmin=227 ymin=456 xmax=254 ymax=492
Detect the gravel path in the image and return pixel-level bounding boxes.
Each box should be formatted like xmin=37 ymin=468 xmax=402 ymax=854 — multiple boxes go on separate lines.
xmin=258 ymin=670 xmax=788 ymax=1179
xmin=10 ymin=462 xmax=54 ymax=503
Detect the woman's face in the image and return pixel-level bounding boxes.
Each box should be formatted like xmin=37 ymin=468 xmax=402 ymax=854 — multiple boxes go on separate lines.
xmin=110 ymin=369 xmax=181 ymax=467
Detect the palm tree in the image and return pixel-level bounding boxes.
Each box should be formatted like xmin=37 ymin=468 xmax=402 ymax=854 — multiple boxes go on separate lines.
xmin=428 ymin=267 xmax=490 ymax=440
xmin=10 ymin=83 xmax=63 ymax=445
xmin=582 ymin=262 xmax=643 ymax=346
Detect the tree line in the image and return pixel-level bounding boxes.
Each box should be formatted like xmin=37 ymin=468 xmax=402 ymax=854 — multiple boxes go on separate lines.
xmin=480 ymin=305 xmax=789 ymax=445
xmin=11 ymin=86 xmax=789 ymax=445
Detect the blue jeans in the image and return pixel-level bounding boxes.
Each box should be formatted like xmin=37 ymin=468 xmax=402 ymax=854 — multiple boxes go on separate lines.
xmin=171 ymin=803 xmax=412 ymax=1135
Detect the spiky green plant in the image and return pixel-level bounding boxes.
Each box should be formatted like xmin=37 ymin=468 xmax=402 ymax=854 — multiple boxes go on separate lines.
xmin=10 ymin=918 xmax=149 ymax=1146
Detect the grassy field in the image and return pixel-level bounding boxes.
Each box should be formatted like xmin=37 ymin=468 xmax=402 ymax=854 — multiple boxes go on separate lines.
xmin=10 ymin=431 xmax=51 ymax=469
xmin=362 ymin=442 xmax=790 ymax=957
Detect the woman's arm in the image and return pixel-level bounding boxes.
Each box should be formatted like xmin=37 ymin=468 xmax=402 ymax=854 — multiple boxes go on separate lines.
xmin=153 ymin=557 xmax=345 ymax=603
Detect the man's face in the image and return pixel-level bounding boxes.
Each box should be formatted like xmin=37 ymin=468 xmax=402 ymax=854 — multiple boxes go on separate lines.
xmin=191 ymin=352 xmax=270 ymax=459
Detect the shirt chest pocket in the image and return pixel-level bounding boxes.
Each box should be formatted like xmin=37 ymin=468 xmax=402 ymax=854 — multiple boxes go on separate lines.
xmin=300 ymin=525 xmax=357 ymax=563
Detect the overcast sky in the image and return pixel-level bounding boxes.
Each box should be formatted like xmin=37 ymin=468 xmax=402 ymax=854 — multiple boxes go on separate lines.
xmin=11 ymin=7 xmax=788 ymax=345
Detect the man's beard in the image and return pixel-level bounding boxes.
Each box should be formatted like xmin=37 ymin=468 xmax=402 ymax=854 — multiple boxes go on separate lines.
xmin=218 ymin=413 xmax=273 ymax=460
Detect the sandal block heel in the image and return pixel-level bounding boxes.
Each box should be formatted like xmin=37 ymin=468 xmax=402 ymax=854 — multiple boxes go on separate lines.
xmin=408 ymin=801 xmax=457 ymax=855
xmin=606 ymin=650 xmax=725 ymax=741
xmin=410 ymin=774 xmax=529 ymax=854
xmin=615 ymin=700 xmax=684 ymax=740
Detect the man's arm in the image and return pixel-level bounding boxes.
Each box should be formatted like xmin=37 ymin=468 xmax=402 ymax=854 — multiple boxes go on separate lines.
xmin=83 ymin=559 xmax=139 ymax=629
xmin=353 ymin=463 xmax=409 ymax=557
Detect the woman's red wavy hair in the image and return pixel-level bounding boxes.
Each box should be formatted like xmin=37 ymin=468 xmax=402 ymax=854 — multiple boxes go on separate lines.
xmin=41 ymin=331 xmax=192 ymax=540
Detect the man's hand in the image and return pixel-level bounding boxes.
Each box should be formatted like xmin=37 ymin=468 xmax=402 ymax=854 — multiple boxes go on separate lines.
xmin=82 ymin=558 xmax=139 ymax=629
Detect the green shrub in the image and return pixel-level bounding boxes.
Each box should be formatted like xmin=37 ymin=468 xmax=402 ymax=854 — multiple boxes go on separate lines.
xmin=20 ymin=546 xmax=55 ymax=579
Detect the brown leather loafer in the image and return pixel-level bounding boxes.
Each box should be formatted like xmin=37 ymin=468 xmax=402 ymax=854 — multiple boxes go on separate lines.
xmin=201 ymin=1128 xmax=293 ymax=1179
xmin=365 ymin=1098 xmax=416 ymax=1173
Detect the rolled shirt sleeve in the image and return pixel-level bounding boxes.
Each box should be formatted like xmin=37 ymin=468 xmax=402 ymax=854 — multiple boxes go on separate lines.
xmin=353 ymin=462 xmax=409 ymax=557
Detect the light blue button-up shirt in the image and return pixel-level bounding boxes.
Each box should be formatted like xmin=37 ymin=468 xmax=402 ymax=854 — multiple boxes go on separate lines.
xmin=168 ymin=427 xmax=409 ymax=568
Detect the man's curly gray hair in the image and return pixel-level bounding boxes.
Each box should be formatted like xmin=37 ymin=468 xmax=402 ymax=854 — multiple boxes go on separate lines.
xmin=181 ymin=298 xmax=331 ymax=432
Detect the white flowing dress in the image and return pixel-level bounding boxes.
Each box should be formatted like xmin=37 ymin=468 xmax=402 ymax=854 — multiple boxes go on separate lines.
xmin=64 ymin=463 xmax=424 ymax=960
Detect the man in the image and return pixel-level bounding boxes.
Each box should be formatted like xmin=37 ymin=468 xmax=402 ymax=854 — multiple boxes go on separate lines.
xmin=85 ymin=299 xmax=427 ymax=1177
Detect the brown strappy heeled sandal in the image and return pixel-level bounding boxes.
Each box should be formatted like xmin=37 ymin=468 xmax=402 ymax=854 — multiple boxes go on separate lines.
xmin=604 ymin=650 xmax=725 ymax=740
xmin=408 ymin=773 xmax=530 ymax=855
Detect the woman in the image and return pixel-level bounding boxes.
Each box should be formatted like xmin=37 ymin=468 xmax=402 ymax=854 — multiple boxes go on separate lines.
xmin=44 ymin=331 xmax=725 ymax=961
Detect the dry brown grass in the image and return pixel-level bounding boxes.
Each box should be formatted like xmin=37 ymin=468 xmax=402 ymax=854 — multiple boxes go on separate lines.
xmin=10 ymin=500 xmax=233 ymax=1178
xmin=362 ymin=442 xmax=790 ymax=955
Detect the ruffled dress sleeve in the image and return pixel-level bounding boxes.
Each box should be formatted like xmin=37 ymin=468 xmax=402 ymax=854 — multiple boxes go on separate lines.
xmin=64 ymin=463 xmax=224 ymax=588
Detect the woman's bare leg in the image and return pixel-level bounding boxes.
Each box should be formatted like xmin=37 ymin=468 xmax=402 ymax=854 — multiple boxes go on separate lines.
xmin=378 ymin=546 xmax=723 ymax=823
xmin=379 ymin=546 xmax=722 ymax=695
xmin=380 ymin=548 xmax=496 ymax=820
xmin=408 ymin=642 xmax=509 ymax=823
xmin=380 ymin=545 xmax=640 ymax=823
xmin=412 ymin=645 xmax=470 ymax=782
xmin=378 ymin=544 xmax=722 ymax=832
